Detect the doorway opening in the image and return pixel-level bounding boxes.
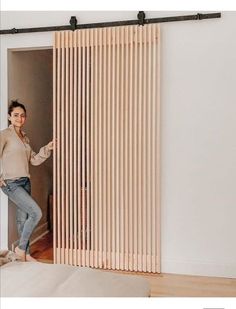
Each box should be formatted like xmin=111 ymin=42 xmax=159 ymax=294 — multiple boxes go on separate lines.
xmin=8 ymin=47 xmax=53 ymax=262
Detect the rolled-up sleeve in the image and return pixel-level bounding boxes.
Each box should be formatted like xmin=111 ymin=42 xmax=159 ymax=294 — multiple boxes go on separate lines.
xmin=30 ymin=144 xmax=51 ymax=166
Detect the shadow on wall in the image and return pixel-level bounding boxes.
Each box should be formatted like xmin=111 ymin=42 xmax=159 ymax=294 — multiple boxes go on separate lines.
xmin=8 ymin=48 xmax=53 ymax=249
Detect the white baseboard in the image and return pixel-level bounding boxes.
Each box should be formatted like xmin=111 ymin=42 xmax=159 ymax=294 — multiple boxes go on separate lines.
xmin=161 ymin=257 xmax=236 ymax=278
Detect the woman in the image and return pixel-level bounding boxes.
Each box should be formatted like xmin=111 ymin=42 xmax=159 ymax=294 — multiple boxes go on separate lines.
xmin=0 ymin=100 xmax=53 ymax=262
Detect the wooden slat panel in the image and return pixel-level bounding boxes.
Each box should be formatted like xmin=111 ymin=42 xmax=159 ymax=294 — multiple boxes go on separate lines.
xmin=54 ymin=24 xmax=161 ymax=273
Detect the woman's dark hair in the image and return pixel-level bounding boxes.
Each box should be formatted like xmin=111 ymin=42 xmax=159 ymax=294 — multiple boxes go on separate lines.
xmin=8 ymin=100 xmax=27 ymax=116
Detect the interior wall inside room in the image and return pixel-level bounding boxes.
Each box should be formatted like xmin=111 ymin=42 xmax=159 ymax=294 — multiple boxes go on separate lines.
xmin=7 ymin=49 xmax=53 ymax=248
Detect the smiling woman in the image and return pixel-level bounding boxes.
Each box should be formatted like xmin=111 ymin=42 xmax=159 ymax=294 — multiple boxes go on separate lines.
xmin=0 ymin=100 xmax=54 ymax=262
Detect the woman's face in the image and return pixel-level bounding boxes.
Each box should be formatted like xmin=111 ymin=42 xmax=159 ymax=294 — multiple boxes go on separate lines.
xmin=8 ymin=107 xmax=26 ymax=128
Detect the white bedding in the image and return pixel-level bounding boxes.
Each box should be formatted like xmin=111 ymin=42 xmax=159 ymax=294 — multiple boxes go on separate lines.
xmin=0 ymin=261 xmax=150 ymax=297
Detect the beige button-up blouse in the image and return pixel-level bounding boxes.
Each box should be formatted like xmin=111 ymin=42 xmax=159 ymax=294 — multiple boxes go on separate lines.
xmin=0 ymin=124 xmax=51 ymax=181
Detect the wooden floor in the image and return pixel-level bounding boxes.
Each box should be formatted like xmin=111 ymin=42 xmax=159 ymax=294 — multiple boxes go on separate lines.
xmin=31 ymin=231 xmax=53 ymax=261
xmin=30 ymin=232 xmax=236 ymax=297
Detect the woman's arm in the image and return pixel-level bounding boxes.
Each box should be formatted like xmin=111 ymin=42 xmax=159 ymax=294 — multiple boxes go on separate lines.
xmin=0 ymin=131 xmax=7 ymax=186
xmin=29 ymin=140 xmax=53 ymax=166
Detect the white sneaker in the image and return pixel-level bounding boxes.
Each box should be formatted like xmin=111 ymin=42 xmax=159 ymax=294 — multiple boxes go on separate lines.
xmin=15 ymin=246 xmax=26 ymax=262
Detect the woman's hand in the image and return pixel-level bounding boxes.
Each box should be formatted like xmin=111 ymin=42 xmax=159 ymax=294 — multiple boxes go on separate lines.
xmin=47 ymin=140 xmax=54 ymax=151
xmin=0 ymin=179 xmax=6 ymax=187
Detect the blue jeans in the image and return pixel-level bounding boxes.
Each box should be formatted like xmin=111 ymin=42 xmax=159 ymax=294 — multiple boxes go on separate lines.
xmin=1 ymin=177 xmax=42 ymax=253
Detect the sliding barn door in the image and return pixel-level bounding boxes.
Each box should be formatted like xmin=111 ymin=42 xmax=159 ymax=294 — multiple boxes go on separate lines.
xmin=53 ymin=24 xmax=161 ymax=273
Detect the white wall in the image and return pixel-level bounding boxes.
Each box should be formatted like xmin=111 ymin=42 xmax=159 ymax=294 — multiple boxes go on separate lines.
xmin=1 ymin=11 xmax=236 ymax=278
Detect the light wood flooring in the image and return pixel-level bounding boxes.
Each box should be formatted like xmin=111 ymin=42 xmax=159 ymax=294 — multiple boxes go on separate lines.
xmin=30 ymin=232 xmax=236 ymax=297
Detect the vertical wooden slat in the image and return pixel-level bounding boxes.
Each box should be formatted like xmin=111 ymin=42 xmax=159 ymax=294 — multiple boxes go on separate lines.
xmin=152 ymin=26 xmax=155 ymax=272
xmin=86 ymin=29 xmax=90 ymax=267
xmin=73 ymin=30 xmax=78 ymax=266
xmin=157 ymin=24 xmax=161 ymax=273
xmin=115 ymin=26 xmax=120 ymax=270
xmin=98 ymin=28 xmax=103 ymax=268
xmin=128 ymin=26 xmax=134 ymax=271
xmin=90 ymin=29 xmax=94 ymax=268
xmin=69 ymin=31 xmax=73 ymax=265
xmin=89 ymin=29 xmax=95 ymax=267
xmin=77 ymin=30 xmax=82 ymax=266
xmin=82 ymin=29 xmax=86 ymax=266
xmin=107 ymin=27 xmax=112 ymax=269
xmin=53 ymin=32 xmax=57 ymax=263
xmin=151 ymin=24 xmax=156 ymax=273
xmin=65 ymin=31 xmax=69 ymax=265
xmin=111 ymin=27 xmax=116 ymax=270
xmin=56 ymin=32 xmax=60 ymax=264
xmin=94 ymin=28 xmax=99 ymax=268
xmin=138 ymin=25 xmax=143 ymax=272
xmin=61 ymin=31 xmax=65 ymax=265
xmin=133 ymin=25 xmax=138 ymax=272
xmin=120 ymin=26 xmax=125 ymax=270
xmin=124 ymin=26 xmax=129 ymax=271
xmin=103 ymin=28 xmax=107 ymax=269
xmin=147 ymin=25 xmax=152 ymax=273
xmin=143 ymin=25 xmax=147 ymax=272
xmin=59 ymin=32 xmax=62 ymax=265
